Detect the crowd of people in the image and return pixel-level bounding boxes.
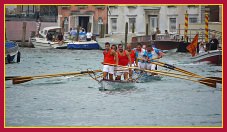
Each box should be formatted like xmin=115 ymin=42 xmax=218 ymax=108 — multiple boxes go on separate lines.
xmin=102 ymin=42 xmax=165 ymax=81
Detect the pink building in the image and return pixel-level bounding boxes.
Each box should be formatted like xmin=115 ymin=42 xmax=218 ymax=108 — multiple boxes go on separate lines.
xmin=58 ymin=5 xmax=107 ymax=35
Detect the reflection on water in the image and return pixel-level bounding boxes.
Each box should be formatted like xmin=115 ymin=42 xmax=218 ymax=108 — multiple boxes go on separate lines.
xmin=5 ymin=48 xmax=222 ymax=127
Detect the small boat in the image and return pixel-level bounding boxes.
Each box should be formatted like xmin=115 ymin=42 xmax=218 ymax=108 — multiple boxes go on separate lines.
xmin=5 ymin=41 xmax=21 ymax=63
xmin=67 ymin=40 xmax=100 ymax=50
xmin=131 ymin=33 xmax=182 ymax=51
xmin=191 ymin=50 xmax=222 ymax=65
xmin=99 ymin=79 xmax=135 ymax=90
xmin=152 ymin=33 xmax=182 ymax=51
xmin=30 ymin=26 xmax=70 ymax=49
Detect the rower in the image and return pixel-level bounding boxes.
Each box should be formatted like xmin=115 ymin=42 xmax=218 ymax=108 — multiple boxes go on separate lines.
xmin=103 ymin=42 xmax=118 ymax=80
xmin=126 ymin=43 xmax=136 ymax=79
xmin=144 ymin=45 xmax=164 ymax=76
xmin=135 ymin=43 xmax=146 ymax=69
xmin=116 ymin=44 xmax=132 ymax=80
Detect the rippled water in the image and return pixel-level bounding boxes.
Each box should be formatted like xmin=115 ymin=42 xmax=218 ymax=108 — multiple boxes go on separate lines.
xmin=5 ymin=48 xmax=222 ymax=127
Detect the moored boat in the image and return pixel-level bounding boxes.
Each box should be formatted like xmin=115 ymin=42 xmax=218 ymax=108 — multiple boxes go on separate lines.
xmin=30 ymin=26 xmax=70 ymax=49
xmin=191 ymin=50 xmax=222 ymax=65
xmin=5 ymin=41 xmax=21 ymax=64
xmin=67 ymin=40 xmax=100 ymax=50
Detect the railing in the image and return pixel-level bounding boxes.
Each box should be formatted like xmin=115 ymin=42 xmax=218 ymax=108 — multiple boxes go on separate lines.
xmin=177 ymin=28 xmax=222 ymax=46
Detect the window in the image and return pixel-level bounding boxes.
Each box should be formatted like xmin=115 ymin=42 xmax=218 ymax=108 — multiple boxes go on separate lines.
xmin=129 ymin=18 xmax=136 ymax=33
xmin=111 ymin=18 xmax=117 ymax=32
xmin=169 ymin=18 xmax=176 ymax=32
xmin=189 ymin=17 xmax=198 ymax=23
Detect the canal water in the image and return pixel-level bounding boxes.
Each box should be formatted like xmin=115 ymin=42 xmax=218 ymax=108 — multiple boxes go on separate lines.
xmin=5 ymin=48 xmax=222 ymax=127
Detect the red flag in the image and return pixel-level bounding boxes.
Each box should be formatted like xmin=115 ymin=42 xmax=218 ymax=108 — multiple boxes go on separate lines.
xmin=186 ymin=34 xmax=199 ymax=57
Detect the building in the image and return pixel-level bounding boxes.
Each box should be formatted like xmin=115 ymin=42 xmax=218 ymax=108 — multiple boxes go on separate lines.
xmin=58 ymin=5 xmax=108 ymax=34
xmin=58 ymin=5 xmax=107 ymax=34
xmin=107 ymin=5 xmax=222 ymax=35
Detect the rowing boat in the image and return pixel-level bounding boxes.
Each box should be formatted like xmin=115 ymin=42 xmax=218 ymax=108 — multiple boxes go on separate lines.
xmin=132 ymin=71 xmax=162 ymax=83
xmin=98 ymin=79 xmax=135 ymax=90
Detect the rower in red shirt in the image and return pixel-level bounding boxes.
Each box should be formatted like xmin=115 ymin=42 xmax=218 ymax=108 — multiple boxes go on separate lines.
xmin=103 ymin=42 xmax=118 ymax=80
xmin=116 ymin=44 xmax=131 ymax=80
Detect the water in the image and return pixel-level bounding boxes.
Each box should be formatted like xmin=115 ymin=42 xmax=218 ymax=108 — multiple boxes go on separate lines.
xmin=5 ymin=48 xmax=222 ymax=127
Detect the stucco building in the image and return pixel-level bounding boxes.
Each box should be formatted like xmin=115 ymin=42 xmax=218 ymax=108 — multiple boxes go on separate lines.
xmin=58 ymin=5 xmax=108 ymax=34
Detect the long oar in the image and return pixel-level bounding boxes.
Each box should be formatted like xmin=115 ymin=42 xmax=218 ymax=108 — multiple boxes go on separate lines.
xmin=12 ymin=70 xmax=102 ymax=84
xmin=103 ymin=63 xmax=216 ymax=88
xmin=152 ymin=61 xmax=222 ymax=84
xmin=118 ymin=66 xmax=217 ymax=84
xmin=137 ymin=58 xmax=222 ymax=84
xmin=5 ymin=76 xmax=20 ymax=81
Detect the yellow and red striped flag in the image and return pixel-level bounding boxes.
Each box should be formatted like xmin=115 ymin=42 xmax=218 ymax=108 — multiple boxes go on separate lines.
xmin=186 ymin=34 xmax=199 ymax=57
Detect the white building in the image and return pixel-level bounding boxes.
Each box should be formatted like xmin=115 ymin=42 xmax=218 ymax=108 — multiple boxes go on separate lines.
xmin=108 ymin=5 xmax=221 ymax=35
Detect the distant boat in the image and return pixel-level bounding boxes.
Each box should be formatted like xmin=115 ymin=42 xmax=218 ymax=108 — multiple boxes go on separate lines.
xmin=67 ymin=40 xmax=100 ymax=50
xmin=191 ymin=50 xmax=222 ymax=65
xmin=30 ymin=26 xmax=69 ymax=49
xmin=5 ymin=41 xmax=21 ymax=64
xmin=131 ymin=33 xmax=182 ymax=51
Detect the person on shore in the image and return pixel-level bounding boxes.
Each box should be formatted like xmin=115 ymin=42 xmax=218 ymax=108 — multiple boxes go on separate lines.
xmin=70 ymin=28 xmax=77 ymax=41
xmin=115 ymin=44 xmax=132 ymax=81
xmin=86 ymin=32 xmax=92 ymax=41
xmin=208 ymin=33 xmax=219 ymax=51
xmin=103 ymin=42 xmax=118 ymax=80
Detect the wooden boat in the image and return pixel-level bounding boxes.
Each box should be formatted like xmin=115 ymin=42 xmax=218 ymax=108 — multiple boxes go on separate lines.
xmin=131 ymin=33 xmax=182 ymax=51
xmin=191 ymin=50 xmax=222 ymax=65
xmin=98 ymin=79 xmax=135 ymax=90
xmin=132 ymin=71 xmax=162 ymax=83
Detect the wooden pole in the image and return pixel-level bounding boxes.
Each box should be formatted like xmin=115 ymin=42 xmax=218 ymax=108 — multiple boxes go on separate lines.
xmin=102 ymin=24 xmax=105 ymax=38
xmin=87 ymin=22 xmax=91 ymax=32
xmin=205 ymin=13 xmax=209 ymax=43
xmin=146 ymin=23 xmax=148 ymax=36
xmin=22 ymin=22 xmax=27 ymax=47
xmin=125 ymin=22 xmax=128 ymax=48
xmin=184 ymin=10 xmax=189 ymax=42
xmin=132 ymin=22 xmax=135 ymax=33
xmin=76 ymin=25 xmax=80 ymax=41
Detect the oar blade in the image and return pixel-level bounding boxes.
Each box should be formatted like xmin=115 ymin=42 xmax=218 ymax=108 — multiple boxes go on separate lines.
xmin=13 ymin=77 xmax=33 ymax=85
xmin=5 ymin=76 xmax=20 ymax=81
xmin=207 ymin=77 xmax=222 ymax=84
xmin=199 ymin=79 xmax=217 ymax=88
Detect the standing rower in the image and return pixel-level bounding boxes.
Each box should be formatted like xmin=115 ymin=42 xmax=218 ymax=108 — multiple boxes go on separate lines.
xmin=116 ymin=44 xmax=131 ymax=80
xmin=135 ymin=43 xmax=146 ymax=69
xmin=103 ymin=42 xmax=118 ymax=80
xmin=126 ymin=43 xmax=136 ymax=79
xmin=146 ymin=45 xmax=164 ymax=70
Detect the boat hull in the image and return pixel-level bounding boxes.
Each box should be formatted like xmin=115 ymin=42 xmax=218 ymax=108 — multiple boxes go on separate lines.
xmin=191 ymin=50 xmax=222 ymax=65
xmin=99 ymin=79 xmax=135 ymax=90
xmin=67 ymin=41 xmax=100 ymax=50
xmin=5 ymin=41 xmax=20 ymax=63
xmin=153 ymin=40 xmax=181 ymax=51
